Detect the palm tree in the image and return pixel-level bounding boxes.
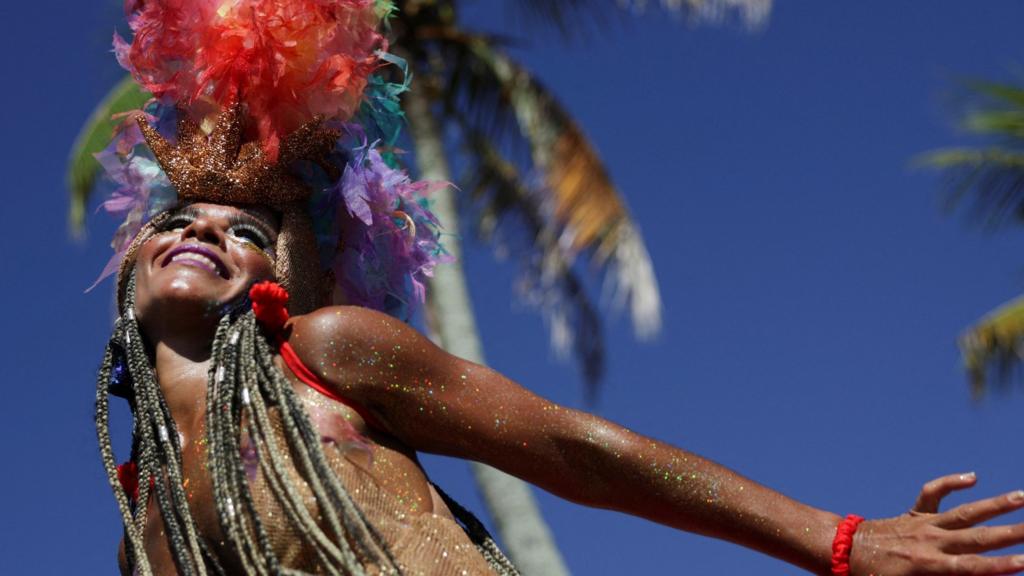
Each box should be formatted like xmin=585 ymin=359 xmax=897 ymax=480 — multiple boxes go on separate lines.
xmin=924 ymin=81 xmax=1024 ymax=397
xmin=68 ymin=1 xmax=772 ymax=573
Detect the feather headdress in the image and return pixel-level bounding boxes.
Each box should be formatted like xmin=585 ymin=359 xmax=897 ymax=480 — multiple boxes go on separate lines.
xmin=115 ymin=0 xmax=387 ymax=160
xmin=94 ymin=0 xmax=447 ymax=317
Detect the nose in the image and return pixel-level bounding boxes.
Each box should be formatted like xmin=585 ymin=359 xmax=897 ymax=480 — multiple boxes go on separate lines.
xmin=180 ymin=215 xmax=227 ymax=250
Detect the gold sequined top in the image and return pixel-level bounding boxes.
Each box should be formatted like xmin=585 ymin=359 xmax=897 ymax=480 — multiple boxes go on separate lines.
xmin=247 ymin=408 xmax=497 ymax=576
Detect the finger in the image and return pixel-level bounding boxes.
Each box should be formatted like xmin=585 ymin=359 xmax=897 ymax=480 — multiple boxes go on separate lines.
xmin=936 ymin=490 xmax=1024 ymax=529
xmin=914 ymin=472 xmax=979 ymax=514
xmin=942 ymin=552 xmax=1024 ymax=575
xmin=942 ymin=523 xmax=1024 ymax=554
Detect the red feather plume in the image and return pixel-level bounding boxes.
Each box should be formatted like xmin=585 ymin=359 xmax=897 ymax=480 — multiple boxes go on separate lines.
xmin=116 ymin=0 xmax=386 ymax=160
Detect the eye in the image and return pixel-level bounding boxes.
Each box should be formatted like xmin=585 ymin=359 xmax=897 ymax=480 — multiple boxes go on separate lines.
xmin=159 ymin=215 xmax=193 ymax=232
xmin=229 ymin=223 xmax=272 ymax=251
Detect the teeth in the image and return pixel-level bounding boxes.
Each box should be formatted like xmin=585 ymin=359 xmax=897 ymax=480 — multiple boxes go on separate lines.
xmin=170 ymin=251 xmax=219 ymax=273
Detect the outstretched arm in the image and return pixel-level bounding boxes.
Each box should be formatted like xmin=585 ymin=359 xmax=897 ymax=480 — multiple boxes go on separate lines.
xmin=294 ymin=306 xmax=1024 ymax=575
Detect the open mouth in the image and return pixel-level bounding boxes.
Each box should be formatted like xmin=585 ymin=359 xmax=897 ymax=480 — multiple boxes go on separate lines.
xmin=162 ymin=244 xmax=229 ymax=279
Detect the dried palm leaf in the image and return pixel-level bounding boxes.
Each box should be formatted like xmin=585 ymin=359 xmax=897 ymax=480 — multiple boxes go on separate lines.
xmin=451 ymin=36 xmax=662 ymax=338
xmin=460 ymin=124 xmax=605 ymax=395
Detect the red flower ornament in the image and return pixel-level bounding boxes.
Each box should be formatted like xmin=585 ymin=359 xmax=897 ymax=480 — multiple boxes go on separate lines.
xmin=250 ymin=281 xmax=291 ymax=335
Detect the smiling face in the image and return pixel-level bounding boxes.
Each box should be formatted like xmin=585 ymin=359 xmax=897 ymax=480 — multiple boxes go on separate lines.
xmin=133 ymin=203 xmax=281 ymax=330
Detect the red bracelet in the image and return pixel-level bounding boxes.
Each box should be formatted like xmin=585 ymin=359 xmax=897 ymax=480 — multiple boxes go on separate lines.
xmin=831 ymin=514 xmax=865 ymax=576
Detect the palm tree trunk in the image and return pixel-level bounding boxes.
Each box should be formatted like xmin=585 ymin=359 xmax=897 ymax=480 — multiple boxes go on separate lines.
xmin=403 ymin=85 xmax=571 ymax=576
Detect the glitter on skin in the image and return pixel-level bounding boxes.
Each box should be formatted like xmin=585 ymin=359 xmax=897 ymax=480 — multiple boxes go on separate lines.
xmin=123 ymin=226 xmax=962 ymax=576
xmin=265 ymin=302 xmax=864 ymax=575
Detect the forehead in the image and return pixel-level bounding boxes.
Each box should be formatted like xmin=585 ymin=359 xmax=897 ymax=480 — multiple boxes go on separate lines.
xmin=172 ymin=202 xmax=280 ymax=231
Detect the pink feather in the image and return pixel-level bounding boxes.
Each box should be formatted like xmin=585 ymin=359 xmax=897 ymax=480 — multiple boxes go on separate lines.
xmin=118 ymin=0 xmax=385 ymax=161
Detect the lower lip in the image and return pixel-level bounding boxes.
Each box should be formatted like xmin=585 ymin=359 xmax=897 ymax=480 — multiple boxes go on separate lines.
xmin=167 ymin=257 xmax=222 ymax=277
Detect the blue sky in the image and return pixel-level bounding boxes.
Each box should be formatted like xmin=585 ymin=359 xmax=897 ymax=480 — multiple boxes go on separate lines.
xmin=1 ymin=1 xmax=1022 ymax=574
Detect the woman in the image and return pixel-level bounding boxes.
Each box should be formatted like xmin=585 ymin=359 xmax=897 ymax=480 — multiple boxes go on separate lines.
xmin=94 ymin=1 xmax=1024 ymax=574
xmin=105 ymin=196 xmax=1024 ymax=576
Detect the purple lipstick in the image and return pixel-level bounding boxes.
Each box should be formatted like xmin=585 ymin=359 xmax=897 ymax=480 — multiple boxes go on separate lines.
xmin=162 ymin=244 xmax=229 ymax=279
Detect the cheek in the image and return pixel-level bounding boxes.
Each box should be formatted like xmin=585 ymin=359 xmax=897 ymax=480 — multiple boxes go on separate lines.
xmin=132 ymin=236 xmax=169 ymax=296
xmin=130 ymin=237 xmax=173 ymax=322
xmin=234 ymin=243 xmax=277 ymax=280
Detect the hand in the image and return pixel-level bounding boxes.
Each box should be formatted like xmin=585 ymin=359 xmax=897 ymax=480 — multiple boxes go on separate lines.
xmin=850 ymin=473 xmax=1024 ymax=575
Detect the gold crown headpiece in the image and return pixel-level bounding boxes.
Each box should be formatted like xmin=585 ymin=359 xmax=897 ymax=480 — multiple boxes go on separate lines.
xmin=116 ymin=105 xmax=341 ymax=314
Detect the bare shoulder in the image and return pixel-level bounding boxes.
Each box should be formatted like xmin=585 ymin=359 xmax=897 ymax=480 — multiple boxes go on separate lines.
xmin=287 ymin=304 xmax=414 ymax=348
xmin=283 ymin=306 xmax=586 ymax=474
xmin=283 ymin=305 xmax=438 ymax=397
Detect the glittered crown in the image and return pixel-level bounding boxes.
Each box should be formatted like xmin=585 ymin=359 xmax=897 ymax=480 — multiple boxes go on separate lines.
xmin=136 ymin=105 xmax=340 ymax=207
xmin=115 ymin=104 xmax=342 ymax=314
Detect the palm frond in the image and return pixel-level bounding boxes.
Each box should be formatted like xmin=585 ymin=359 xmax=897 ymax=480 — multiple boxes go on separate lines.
xmin=620 ymin=0 xmax=773 ymax=29
xmin=509 ymin=0 xmax=773 ymax=36
xmin=959 ymin=294 xmax=1024 ymax=397
xmin=920 ymin=148 xmax=1024 ymax=227
xmin=466 ymin=39 xmax=663 ymax=337
xmin=461 ymin=127 xmax=606 ymax=395
xmin=967 ymin=81 xmax=1024 ymax=110
xmin=964 ymin=110 xmax=1024 ymax=139
xmin=506 ymin=0 xmax=618 ymax=40
xmin=66 ymin=76 xmax=150 ymax=236
xmin=922 ymin=80 xmax=1024 ymax=228
xmin=415 ymin=28 xmax=661 ymax=338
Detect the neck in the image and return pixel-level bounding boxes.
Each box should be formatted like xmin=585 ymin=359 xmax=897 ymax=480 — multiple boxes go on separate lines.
xmin=147 ymin=324 xmax=218 ymax=433
xmin=150 ymin=338 xmax=210 ymax=428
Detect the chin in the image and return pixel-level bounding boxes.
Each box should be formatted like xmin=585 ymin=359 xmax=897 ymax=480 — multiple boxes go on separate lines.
xmin=136 ymin=268 xmax=247 ymax=327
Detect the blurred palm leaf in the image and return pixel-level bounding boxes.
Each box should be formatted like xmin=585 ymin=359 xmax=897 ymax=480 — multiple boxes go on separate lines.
xmin=921 ymin=82 xmax=1024 ymax=228
xmin=960 ymin=295 xmax=1024 ymax=397
xmin=460 ymin=122 xmax=606 ymax=396
xmin=512 ymin=0 xmax=773 ymax=33
xmin=429 ymin=30 xmax=662 ymax=341
xmin=507 ymin=0 xmax=615 ymax=39
xmin=620 ymin=0 xmax=772 ymax=28
xmin=67 ymin=76 xmax=150 ymax=235
xmin=924 ymin=80 xmax=1024 ymax=392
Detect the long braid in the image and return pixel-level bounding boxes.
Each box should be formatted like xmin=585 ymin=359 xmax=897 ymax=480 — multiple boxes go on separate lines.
xmin=207 ymin=317 xmax=270 ymax=575
xmin=226 ymin=319 xmax=354 ymax=574
xmin=208 ymin=310 xmax=397 ymax=574
xmin=251 ymin=331 xmax=380 ymax=560
xmin=237 ymin=329 xmax=348 ymax=569
xmin=98 ymin=274 xmax=517 ymax=575
xmin=121 ymin=278 xmax=207 ymax=576
xmin=95 ymin=329 xmax=152 ymax=576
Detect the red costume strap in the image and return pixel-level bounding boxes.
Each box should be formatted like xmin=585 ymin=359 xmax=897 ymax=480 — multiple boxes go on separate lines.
xmin=117 ymin=461 xmax=139 ymax=502
xmin=249 ymin=281 xmax=385 ymax=431
xmin=117 ymin=460 xmax=154 ymax=503
xmin=278 ymin=340 xmax=385 ymax=430
xmin=831 ymin=514 xmax=866 ymax=576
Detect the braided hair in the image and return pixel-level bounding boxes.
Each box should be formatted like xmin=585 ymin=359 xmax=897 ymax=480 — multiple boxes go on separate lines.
xmin=95 ymin=273 xmax=519 ymax=575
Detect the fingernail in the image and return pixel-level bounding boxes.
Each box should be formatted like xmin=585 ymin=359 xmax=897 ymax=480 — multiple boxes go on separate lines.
xmin=960 ymin=472 xmax=976 ymax=481
xmin=1009 ymin=490 xmax=1024 ymax=503
xmin=1014 ymin=555 xmax=1024 ymax=567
